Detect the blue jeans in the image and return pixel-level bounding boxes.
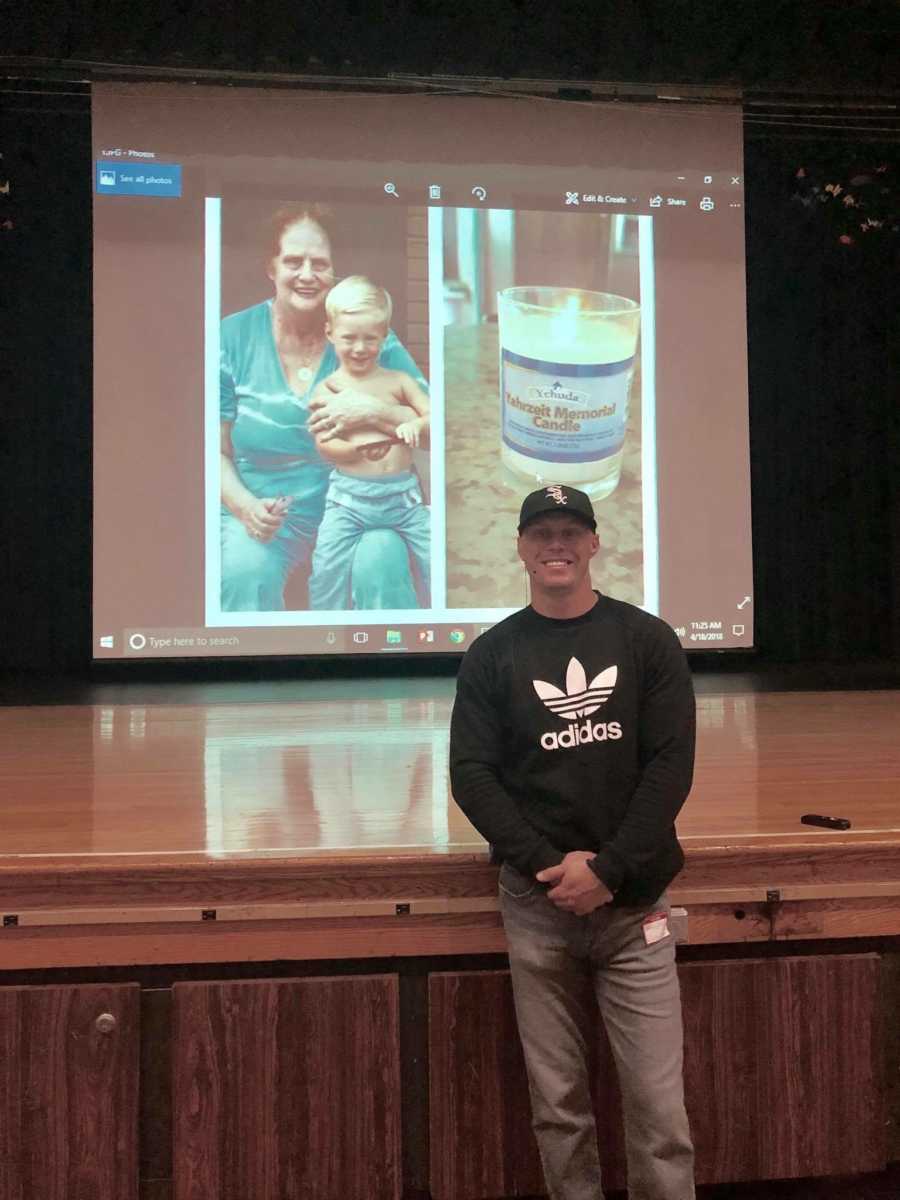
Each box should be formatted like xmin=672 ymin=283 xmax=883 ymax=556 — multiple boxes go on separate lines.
xmin=220 ymin=513 xmax=312 ymax=612
xmin=308 ymin=471 xmax=431 ymax=611
xmin=499 ymin=865 xmax=694 ymax=1200
xmin=220 ymin=510 xmax=420 ymax=613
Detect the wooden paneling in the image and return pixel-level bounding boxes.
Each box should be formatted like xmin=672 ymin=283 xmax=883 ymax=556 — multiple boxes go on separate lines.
xmin=139 ymin=1184 xmax=172 ymax=1200
xmin=428 ymin=970 xmax=543 ymax=1200
xmin=0 ymin=910 xmax=509 ymax=970
xmin=140 ymin=988 xmax=172 ymax=1193
xmin=0 ymin=983 xmax=139 ymax=1200
xmin=682 ymin=954 xmax=884 ymax=1183
xmin=0 ymin=858 xmax=503 ymax=913
xmin=428 ymin=970 xmax=626 ymax=1200
xmin=429 ymin=955 xmax=884 ymax=1199
xmin=172 ymin=975 xmax=401 ymax=1200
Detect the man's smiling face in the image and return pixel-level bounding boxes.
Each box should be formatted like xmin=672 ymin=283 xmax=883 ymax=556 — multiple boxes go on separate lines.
xmin=517 ymin=512 xmax=599 ymax=594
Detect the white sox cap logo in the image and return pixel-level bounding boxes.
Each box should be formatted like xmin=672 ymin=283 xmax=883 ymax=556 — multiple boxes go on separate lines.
xmin=518 ymin=484 xmax=596 ymax=532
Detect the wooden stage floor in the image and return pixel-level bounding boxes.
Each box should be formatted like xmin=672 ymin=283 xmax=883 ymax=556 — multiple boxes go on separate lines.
xmin=1 ymin=680 xmax=899 ymax=967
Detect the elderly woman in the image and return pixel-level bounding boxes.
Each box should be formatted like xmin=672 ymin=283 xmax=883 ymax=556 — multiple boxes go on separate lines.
xmin=220 ymin=202 xmax=428 ymax=611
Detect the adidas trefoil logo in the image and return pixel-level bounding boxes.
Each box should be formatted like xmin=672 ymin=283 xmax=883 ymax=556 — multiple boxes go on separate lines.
xmin=533 ymin=657 xmax=622 ymax=751
xmin=534 ymin=657 xmax=617 ymax=719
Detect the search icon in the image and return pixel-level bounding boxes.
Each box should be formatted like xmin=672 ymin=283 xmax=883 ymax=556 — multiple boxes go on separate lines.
xmin=384 ymin=182 xmax=399 ymax=197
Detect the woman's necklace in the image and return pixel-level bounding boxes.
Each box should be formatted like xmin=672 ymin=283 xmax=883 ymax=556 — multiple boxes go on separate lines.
xmin=294 ymin=338 xmax=323 ymax=386
xmin=273 ymin=308 xmax=325 ymax=390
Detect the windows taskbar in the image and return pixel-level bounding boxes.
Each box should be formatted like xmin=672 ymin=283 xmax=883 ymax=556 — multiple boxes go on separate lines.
xmin=93 ymin=623 xmax=497 ymax=658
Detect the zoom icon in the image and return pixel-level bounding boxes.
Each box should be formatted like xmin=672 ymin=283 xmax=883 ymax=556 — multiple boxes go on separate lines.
xmin=471 ymin=185 xmax=487 ymax=201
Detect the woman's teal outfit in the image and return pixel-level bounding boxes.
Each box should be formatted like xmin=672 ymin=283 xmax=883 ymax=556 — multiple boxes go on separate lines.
xmin=220 ymin=299 xmax=428 ymax=611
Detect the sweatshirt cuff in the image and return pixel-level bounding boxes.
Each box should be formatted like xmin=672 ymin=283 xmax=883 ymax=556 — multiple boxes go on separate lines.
xmin=589 ymin=848 xmax=626 ymax=894
xmin=527 ymin=842 xmax=565 ymax=877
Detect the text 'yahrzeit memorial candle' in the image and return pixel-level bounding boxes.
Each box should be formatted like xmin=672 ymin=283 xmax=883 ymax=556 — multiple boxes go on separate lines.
xmin=498 ymin=287 xmax=640 ymax=499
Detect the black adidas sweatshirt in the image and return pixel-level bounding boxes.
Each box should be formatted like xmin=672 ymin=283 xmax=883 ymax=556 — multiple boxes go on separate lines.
xmin=449 ymin=593 xmax=695 ymax=907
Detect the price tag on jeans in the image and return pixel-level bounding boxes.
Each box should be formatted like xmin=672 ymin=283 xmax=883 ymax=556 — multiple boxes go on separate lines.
xmin=642 ymin=911 xmax=670 ymax=945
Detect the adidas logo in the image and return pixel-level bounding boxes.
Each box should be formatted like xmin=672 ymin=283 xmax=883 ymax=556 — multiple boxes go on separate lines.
xmin=533 ymin=657 xmax=622 ymax=751
xmin=534 ymin=657 xmax=617 ymax=719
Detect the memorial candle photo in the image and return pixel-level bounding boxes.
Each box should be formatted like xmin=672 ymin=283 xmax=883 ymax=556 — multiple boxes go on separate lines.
xmin=443 ymin=208 xmax=651 ymax=611
xmin=498 ymin=287 xmax=640 ymax=499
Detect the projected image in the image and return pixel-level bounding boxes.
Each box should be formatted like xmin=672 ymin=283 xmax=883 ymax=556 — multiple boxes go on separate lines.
xmin=212 ymin=199 xmax=431 ymax=616
xmin=442 ymin=209 xmax=650 ymax=609
xmin=92 ymin=83 xmax=753 ymax=657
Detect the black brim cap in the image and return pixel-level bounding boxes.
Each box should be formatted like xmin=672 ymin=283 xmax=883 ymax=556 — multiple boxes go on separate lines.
xmin=518 ymin=484 xmax=597 ymax=532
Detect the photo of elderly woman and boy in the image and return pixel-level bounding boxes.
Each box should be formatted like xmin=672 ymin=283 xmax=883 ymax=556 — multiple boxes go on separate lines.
xmin=217 ymin=200 xmax=431 ymax=615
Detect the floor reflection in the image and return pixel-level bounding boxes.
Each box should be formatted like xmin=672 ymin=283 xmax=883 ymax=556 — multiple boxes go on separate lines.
xmin=1 ymin=689 xmax=897 ymax=862
xmin=201 ymin=700 xmax=464 ymax=855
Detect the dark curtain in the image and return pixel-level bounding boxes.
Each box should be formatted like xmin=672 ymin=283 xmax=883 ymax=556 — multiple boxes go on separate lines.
xmin=0 ymin=85 xmax=898 ymax=672
xmin=744 ymin=136 xmax=899 ymax=661
xmin=10 ymin=1 xmax=899 ymax=92
xmin=0 ymin=87 xmax=93 ymax=674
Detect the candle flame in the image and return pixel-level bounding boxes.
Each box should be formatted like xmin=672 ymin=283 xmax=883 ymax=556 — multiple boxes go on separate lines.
xmin=551 ymin=293 xmax=582 ymax=347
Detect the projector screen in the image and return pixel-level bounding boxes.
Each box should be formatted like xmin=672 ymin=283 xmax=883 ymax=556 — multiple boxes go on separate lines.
xmin=92 ymin=82 xmax=752 ymax=658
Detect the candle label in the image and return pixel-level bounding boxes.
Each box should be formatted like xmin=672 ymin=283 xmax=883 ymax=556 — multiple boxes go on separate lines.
xmin=501 ymin=349 xmax=634 ymax=464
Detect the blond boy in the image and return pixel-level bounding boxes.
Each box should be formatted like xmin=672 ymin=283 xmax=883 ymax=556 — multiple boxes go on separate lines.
xmin=308 ymin=276 xmax=431 ymax=609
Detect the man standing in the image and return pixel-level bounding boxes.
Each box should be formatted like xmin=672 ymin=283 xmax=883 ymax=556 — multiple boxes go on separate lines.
xmin=449 ymin=484 xmax=695 ymax=1200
